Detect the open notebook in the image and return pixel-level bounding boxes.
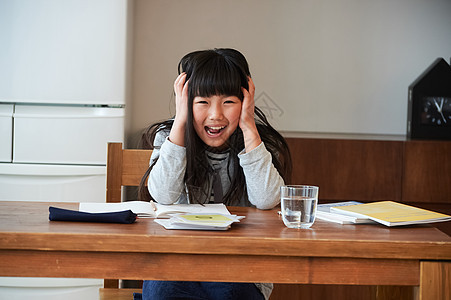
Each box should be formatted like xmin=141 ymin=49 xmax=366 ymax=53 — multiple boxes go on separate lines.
xmin=79 ymin=201 xmax=231 ymax=218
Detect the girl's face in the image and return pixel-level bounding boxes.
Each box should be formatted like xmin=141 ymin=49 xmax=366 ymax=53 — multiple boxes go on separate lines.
xmin=192 ymin=95 xmax=242 ymax=150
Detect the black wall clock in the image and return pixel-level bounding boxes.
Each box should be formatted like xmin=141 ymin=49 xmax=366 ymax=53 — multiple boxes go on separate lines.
xmin=407 ymin=58 xmax=451 ymax=140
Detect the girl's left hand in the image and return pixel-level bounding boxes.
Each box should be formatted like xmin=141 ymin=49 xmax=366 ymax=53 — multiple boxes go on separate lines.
xmin=240 ymin=77 xmax=261 ymax=152
xmin=240 ymin=77 xmax=255 ymax=129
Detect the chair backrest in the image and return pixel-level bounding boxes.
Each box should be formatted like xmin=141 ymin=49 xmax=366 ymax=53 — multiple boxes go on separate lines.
xmin=104 ymin=143 xmax=153 ymax=288
xmin=106 ymin=142 xmax=153 ymax=203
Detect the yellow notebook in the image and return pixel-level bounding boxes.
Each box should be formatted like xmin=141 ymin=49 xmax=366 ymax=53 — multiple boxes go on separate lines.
xmin=331 ymin=201 xmax=451 ymax=226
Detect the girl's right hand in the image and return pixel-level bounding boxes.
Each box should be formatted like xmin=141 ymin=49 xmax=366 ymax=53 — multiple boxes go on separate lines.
xmin=174 ymin=73 xmax=189 ymax=123
xmin=169 ymin=73 xmax=189 ymax=147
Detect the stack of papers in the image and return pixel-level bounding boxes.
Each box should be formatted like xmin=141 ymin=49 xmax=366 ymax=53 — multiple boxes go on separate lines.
xmin=155 ymin=213 xmax=245 ymax=230
xmin=317 ymin=201 xmax=451 ymax=227
xmin=316 ymin=201 xmax=375 ymax=225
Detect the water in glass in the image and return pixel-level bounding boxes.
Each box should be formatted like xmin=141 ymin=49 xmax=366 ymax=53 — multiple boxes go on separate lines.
xmin=281 ymin=196 xmax=317 ymax=229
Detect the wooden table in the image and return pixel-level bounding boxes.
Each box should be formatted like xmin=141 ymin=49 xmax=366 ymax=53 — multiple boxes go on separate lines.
xmin=0 ymin=201 xmax=450 ymax=299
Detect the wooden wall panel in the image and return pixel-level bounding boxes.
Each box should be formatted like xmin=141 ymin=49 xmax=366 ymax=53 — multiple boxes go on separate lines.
xmin=285 ymin=138 xmax=403 ymax=202
xmin=402 ymin=140 xmax=451 ymax=204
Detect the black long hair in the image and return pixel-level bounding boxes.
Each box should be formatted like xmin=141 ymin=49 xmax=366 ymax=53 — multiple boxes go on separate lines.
xmin=138 ymin=48 xmax=292 ymax=205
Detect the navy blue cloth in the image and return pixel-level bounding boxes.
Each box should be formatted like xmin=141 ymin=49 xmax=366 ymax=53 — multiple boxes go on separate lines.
xmin=49 ymin=206 xmax=137 ymax=224
xmin=134 ymin=280 xmax=264 ymax=300
xmin=133 ymin=292 xmax=142 ymax=300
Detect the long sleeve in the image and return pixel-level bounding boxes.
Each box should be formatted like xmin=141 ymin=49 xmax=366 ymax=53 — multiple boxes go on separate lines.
xmin=147 ymin=130 xmax=187 ymax=204
xmin=238 ymin=142 xmax=285 ymax=210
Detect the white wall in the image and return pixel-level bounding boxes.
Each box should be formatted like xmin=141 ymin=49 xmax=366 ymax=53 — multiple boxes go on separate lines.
xmin=130 ymin=0 xmax=451 ymax=144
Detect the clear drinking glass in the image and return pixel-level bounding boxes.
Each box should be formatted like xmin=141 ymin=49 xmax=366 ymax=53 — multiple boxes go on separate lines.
xmin=280 ymin=185 xmax=319 ymax=229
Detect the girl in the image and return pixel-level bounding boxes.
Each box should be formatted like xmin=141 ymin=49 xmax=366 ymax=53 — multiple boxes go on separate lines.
xmin=137 ymin=48 xmax=292 ymax=300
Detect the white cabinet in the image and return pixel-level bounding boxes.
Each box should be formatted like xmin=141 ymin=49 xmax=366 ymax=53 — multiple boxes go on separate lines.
xmin=0 ymin=164 xmax=106 ymax=202
xmin=0 ymin=104 xmax=124 ymax=203
xmin=13 ymin=105 xmax=124 ymax=164
xmin=0 ymin=278 xmax=103 ymax=300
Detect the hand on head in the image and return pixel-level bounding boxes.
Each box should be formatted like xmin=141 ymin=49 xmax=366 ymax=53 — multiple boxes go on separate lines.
xmin=169 ymin=72 xmax=189 ymax=146
xmin=174 ymin=72 xmax=189 ymax=124
xmin=239 ymin=77 xmax=261 ymax=152
xmin=239 ymin=77 xmax=256 ymax=132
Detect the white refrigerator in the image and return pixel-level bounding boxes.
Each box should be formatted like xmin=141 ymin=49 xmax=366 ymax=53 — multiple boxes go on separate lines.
xmin=0 ymin=0 xmax=128 ymax=299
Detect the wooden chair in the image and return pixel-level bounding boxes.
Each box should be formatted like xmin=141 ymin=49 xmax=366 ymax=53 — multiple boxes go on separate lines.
xmin=106 ymin=142 xmax=153 ymax=204
xmin=99 ymin=288 xmax=143 ymax=300
xmin=103 ymin=142 xmax=152 ymax=293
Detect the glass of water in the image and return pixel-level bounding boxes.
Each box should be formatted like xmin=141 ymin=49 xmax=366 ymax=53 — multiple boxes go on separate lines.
xmin=280 ymin=185 xmax=319 ymax=229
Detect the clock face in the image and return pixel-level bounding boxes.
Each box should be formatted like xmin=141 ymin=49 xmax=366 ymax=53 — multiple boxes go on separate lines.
xmin=421 ymin=97 xmax=451 ymax=126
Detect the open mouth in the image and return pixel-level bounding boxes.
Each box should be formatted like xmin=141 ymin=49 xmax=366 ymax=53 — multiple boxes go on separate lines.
xmin=205 ymin=125 xmax=226 ymax=136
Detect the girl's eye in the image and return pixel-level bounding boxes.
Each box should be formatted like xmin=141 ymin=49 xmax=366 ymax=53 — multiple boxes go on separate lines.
xmin=195 ymin=100 xmax=209 ymax=104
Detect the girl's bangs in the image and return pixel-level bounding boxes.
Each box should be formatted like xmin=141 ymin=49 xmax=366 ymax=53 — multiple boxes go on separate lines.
xmin=189 ymin=61 xmax=246 ymax=99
